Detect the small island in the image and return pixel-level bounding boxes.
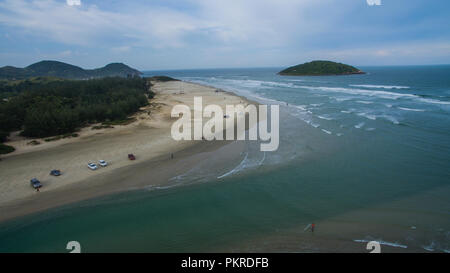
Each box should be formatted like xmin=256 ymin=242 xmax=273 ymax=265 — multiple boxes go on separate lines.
xmin=278 ymin=60 xmax=365 ymax=76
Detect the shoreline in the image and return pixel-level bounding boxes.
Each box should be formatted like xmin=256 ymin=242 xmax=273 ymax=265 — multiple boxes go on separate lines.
xmin=0 ymin=80 xmax=253 ymax=223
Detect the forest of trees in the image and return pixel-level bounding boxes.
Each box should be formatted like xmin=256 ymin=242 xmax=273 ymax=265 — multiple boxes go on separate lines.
xmin=0 ymin=77 xmax=153 ymax=140
xmin=278 ymin=60 xmax=365 ymax=76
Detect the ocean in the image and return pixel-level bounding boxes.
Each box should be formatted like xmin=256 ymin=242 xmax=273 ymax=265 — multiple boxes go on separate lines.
xmin=0 ymin=66 xmax=449 ymax=252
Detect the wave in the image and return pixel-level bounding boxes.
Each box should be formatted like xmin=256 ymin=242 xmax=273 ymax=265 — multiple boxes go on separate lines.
xmin=356 ymin=100 xmax=374 ymax=104
xmin=354 ymin=239 xmax=408 ymax=249
xmin=246 ymin=93 xmax=284 ymax=104
xmin=379 ymin=115 xmax=400 ymax=125
xmin=262 ymin=81 xmax=296 ymax=88
xmin=292 ymin=105 xmax=307 ymax=111
xmin=217 ymin=153 xmax=249 ymax=179
xmin=398 ymin=107 xmax=426 ymax=112
xmin=350 ymin=84 xmax=410 ymax=89
xmin=422 ymin=241 xmax=437 ymax=252
xmin=286 ymin=79 xmax=305 ymax=82
xmin=259 ymin=152 xmax=266 ymax=165
xmin=333 ymin=97 xmax=352 ymax=102
xmin=357 ymin=112 xmax=377 ymax=120
xmin=321 ymin=129 xmax=332 ymax=135
xmin=308 ymin=86 xmax=450 ymax=106
xmin=185 ymin=78 xmax=450 ymax=110
xmin=154 ymin=184 xmax=180 ymax=190
xmin=355 ymin=122 xmax=365 ymax=129
xmin=317 ymin=115 xmax=334 ymax=120
xmin=418 ymin=98 xmax=450 ymax=105
xmin=214 ymin=78 xmax=296 ymax=89
xmin=299 ymin=86 xmax=417 ymax=100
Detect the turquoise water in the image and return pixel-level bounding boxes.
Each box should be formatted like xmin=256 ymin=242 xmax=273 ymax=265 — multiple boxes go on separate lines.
xmin=1 ymin=66 xmax=449 ymax=252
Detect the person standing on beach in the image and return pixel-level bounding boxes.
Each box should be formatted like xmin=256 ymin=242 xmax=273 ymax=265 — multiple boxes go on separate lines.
xmin=311 ymin=223 xmax=315 ymax=233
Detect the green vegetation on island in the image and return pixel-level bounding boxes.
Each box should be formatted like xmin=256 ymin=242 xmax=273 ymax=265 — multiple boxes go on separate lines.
xmin=0 ymin=60 xmax=142 ymax=80
xmin=278 ymin=60 xmax=365 ymax=76
xmin=0 ymin=77 xmax=154 ymax=140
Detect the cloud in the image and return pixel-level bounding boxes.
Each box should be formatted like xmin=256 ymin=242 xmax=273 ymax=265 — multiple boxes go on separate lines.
xmin=111 ymin=46 xmax=131 ymax=54
xmin=366 ymin=0 xmax=381 ymax=6
xmin=59 ymin=50 xmax=72 ymax=57
xmin=66 ymin=0 xmax=81 ymax=6
xmin=0 ymin=0 xmax=449 ymax=68
xmin=0 ymin=0 xmax=317 ymax=49
xmin=307 ymin=41 xmax=450 ymax=65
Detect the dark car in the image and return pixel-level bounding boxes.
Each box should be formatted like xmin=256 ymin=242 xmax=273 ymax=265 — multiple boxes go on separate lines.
xmin=30 ymin=178 xmax=42 ymax=189
xmin=50 ymin=170 xmax=62 ymax=176
xmin=128 ymin=154 xmax=136 ymax=160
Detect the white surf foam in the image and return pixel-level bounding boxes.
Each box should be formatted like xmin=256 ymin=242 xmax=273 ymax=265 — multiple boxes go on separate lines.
xmin=354 ymin=239 xmax=408 ymax=249
xmin=422 ymin=241 xmax=437 ymax=252
xmin=379 ymin=115 xmax=400 ymax=125
xmin=350 ymin=84 xmax=410 ymax=89
xmin=418 ymin=98 xmax=450 ymax=105
xmin=300 ymin=86 xmax=417 ymax=100
xmin=259 ymin=152 xmax=266 ymax=165
xmin=321 ymin=129 xmax=332 ymax=135
xmin=317 ymin=115 xmax=334 ymax=120
xmin=332 ymin=96 xmax=353 ymax=102
xmin=357 ymin=112 xmax=377 ymax=120
xmin=217 ymin=153 xmax=249 ymax=179
xmin=292 ymin=105 xmax=307 ymax=111
xmin=355 ymin=122 xmax=365 ymax=129
xmin=398 ymin=107 xmax=426 ymax=112
xmin=356 ymin=100 xmax=374 ymax=104
xmin=262 ymin=81 xmax=296 ymax=88
xmin=155 ymin=184 xmax=180 ymax=190
xmin=286 ymin=79 xmax=305 ymax=82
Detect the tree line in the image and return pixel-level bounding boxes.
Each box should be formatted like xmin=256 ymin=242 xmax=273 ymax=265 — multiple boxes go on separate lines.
xmin=0 ymin=77 xmax=153 ymax=140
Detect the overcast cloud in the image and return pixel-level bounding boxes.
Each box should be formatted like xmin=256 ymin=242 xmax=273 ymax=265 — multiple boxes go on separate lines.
xmin=0 ymin=0 xmax=449 ymax=70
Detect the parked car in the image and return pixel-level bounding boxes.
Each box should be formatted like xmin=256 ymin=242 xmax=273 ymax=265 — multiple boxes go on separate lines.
xmin=99 ymin=160 xmax=108 ymax=167
xmin=30 ymin=178 xmax=42 ymax=189
xmin=87 ymin=163 xmax=98 ymax=170
xmin=50 ymin=169 xmax=62 ymax=176
xmin=128 ymin=154 xmax=136 ymax=160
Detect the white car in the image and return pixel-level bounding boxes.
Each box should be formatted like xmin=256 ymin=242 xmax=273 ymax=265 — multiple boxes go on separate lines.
xmin=99 ymin=160 xmax=108 ymax=167
xmin=87 ymin=163 xmax=98 ymax=170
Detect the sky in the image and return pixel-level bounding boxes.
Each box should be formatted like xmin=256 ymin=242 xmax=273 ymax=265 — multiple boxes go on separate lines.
xmin=0 ymin=0 xmax=449 ymax=70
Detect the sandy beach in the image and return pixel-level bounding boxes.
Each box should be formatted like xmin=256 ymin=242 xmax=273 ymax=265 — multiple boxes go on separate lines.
xmin=0 ymin=80 xmax=251 ymax=223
